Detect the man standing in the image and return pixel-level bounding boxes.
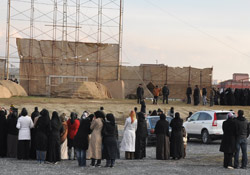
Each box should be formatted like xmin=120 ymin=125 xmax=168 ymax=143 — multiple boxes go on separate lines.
xmin=162 ymin=84 xmax=170 ymax=104
xmin=136 ymin=84 xmax=144 ymax=104
xmin=140 ymin=98 xmax=146 ymax=114
xmin=219 ymin=112 xmax=237 ymax=169
xmin=193 ymin=85 xmax=200 ymax=106
xmin=202 ymin=87 xmax=207 ymax=106
xmin=186 ymin=85 xmax=192 ymax=104
xmin=213 ymin=88 xmax=219 ymax=105
xmin=153 ymin=85 xmax=161 ymax=105
xmin=234 ymin=110 xmax=250 ymax=169
xmin=209 ymin=87 xmax=214 ymax=107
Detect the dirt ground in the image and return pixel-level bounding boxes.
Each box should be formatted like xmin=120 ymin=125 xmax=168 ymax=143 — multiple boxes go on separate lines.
xmin=1 ymin=97 xmax=250 ymax=125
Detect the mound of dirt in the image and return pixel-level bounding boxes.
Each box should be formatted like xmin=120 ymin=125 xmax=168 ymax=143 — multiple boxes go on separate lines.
xmin=0 ymin=80 xmax=28 ymax=97
xmin=51 ymin=81 xmax=112 ymax=99
xmin=0 ymin=85 xmax=12 ymax=98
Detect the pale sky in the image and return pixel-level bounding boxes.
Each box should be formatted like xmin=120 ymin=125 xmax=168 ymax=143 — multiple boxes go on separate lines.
xmin=1 ymin=0 xmax=250 ymax=81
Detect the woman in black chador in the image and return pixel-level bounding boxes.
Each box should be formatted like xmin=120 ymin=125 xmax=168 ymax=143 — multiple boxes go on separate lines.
xmin=219 ymin=112 xmax=236 ymax=169
xmin=6 ymin=107 xmax=18 ymax=158
xmin=47 ymin=111 xmax=63 ymax=164
xmin=135 ymin=112 xmax=148 ymax=159
xmin=155 ymin=114 xmax=170 ymax=160
xmin=170 ymin=112 xmax=184 ymax=159
xmin=30 ymin=107 xmax=40 ymax=159
xmin=102 ymin=113 xmax=118 ymax=167
xmin=35 ymin=109 xmax=50 ymax=163
xmin=0 ymin=110 xmax=7 ymax=157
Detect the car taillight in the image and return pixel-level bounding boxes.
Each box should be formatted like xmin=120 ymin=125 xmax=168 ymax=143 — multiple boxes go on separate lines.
xmin=212 ymin=113 xmax=217 ymax=126
xmin=150 ymin=129 xmax=155 ymax=134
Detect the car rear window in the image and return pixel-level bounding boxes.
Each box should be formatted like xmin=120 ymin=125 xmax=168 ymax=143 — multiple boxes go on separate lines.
xmin=216 ymin=113 xmax=228 ymax=120
xmin=150 ymin=117 xmax=160 ymax=128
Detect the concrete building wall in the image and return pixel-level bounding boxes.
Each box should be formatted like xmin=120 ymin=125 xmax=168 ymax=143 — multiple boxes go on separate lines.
xmin=233 ymin=73 xmax=249 ymax=82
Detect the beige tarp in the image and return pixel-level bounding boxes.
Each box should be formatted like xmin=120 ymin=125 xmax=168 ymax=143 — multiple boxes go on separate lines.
xmin=0 ymin=80 xmax=27 ymax=96
xmin=0 ymin=59 xmax=5 ymax=80
xmin=51 ymin=81 xmax=111 ymax=99
xmin=0 ymin=85 xmax=12 ymax=98
xmin=103 ymin=80 xmax=125 ymax=99
xmin=17 ymin=38 xmax=212 ymax=99
xmin=121 ymin=65 xmax=212 ymax=99
xmin=17 ymin=38 xmax=119 ymax=96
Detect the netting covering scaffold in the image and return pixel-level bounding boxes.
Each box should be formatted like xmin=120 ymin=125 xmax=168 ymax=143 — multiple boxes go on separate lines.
xmin=5 ymin=0 xmax=124 ymax=81
xmin=6 ymin=0 xmax=213 ymax=100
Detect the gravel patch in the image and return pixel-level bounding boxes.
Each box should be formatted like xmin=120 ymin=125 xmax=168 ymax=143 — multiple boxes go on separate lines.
xmin=1 ymin=138 xmax=250 ymax=175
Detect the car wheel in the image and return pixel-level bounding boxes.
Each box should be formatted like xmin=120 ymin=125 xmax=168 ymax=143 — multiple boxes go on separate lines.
xmin=201 ymin=129 xmax=211 ymax=144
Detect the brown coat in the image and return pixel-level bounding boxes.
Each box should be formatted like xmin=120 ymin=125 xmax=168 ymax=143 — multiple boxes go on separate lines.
xmin=88 ymin=118 xmax=103 ymax=159
xmin=153 ymin=88 xmax=161 ymax=96
xmin=60 ymin=121 xmax=68 ymax=143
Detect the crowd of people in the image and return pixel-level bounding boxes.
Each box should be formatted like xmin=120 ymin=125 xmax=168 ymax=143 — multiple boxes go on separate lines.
xmin=137 ymin=83 xmax=250 ymax=107
xmin=136 ymin=83 xmax=169 ymax=105
xmin=0 ymin=106 xmax=119 ymax=168
xmin=0 ymin=104 xmax=188 ymax=167
xmin=1 ymin=104 xmax=249 ymax=170
xmin=120 ymin=110 xmax=186 ymax=161
xmin=219 ymin=110 xmax=250 ymax=169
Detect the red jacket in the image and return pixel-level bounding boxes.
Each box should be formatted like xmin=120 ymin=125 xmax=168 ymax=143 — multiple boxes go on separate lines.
xmin=67 ymin=119 xmax=80 ymax=140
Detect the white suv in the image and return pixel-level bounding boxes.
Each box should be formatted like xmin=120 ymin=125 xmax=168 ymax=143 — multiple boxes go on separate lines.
xmin=183 ymin=110 xmax=231 ymax=144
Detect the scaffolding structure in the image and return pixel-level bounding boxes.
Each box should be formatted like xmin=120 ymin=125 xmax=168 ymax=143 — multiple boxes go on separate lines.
xmin=5 ymin=0 xmax=124 ymax=80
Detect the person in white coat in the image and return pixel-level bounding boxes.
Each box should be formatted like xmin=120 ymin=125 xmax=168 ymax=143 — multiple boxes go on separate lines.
xmin=16 ymin=108 xmax=34 ymax=160
xmin=120 ymin=111 xmax=137 ymax=159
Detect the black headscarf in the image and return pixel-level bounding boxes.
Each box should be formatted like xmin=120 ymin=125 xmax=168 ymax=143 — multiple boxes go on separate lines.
xmin=94 ymin=110 xmax=105 ymax=120
xmin=0 ymin=110 xmax=6 ymax=119
xmin=70 ymin=112 xmax=77 ymax=124
xmin=31 ymin=107 xmax=40 ymax=121
xmin=160 ymin=114 xmax=166 ymax=120
xmin=8 ymin=107 xmax=18 ymax=120
xmin=20 ymin=108 xmax=28 ymax=116
xmin=51 ymin=111 xmax=62 ymax=130
xmin=170 ymin=112 xmax=183 ymax=131
xmin=106 ymin=113 xmax=115 ymax=125
xmin=87 ymin=114 xmax=94 ymax=122
xmin=175 ymin=112 xmax=180 ymax=119
xmin=151 ymin=110 xmax=157 ymax=116
xmin=137 ymin=112 xmax=145 ymax=122
xmin=170 ymin=107 xmax=174 ymax=113
xmin=38 ymin=109 xmax=50 ymax=128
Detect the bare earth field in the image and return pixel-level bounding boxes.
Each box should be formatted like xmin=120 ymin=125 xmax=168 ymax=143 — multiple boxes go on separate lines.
xmin=1 ymin=97 xmax=250 ymax=124
xmin=0 ymin=97 xmax=250 ymax=175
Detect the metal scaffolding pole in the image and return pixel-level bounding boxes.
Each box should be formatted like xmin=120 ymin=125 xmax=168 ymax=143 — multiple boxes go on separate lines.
xmin=27 ymin=0 xmax=35 ymax=94
xmin=117 ymin=0 xmax=124 ymax=80
xmin=51 ymin=0 xmax=58 ymax=93
xmin=29 ymin=0 xmax=34 ymax=57
xmin=62 ymin=0 xmax=68 ymax=59
xmin=96 ymin=0 xmax=103 ymax=82
xmin=75 ymin=0 xmax=80 ymax=43
xmin=5 ymin=0 xmax=123 ymax=88
xmin=5 ymin=0 xmax=11 ymax=79
xmin=53 ymin=0 xmax=58 ymax=41
xmin=75 ymin=0 xmax=80 ymax=76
